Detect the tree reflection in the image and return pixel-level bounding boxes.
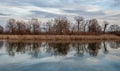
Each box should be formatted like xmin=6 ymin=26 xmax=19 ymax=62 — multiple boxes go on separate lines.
xmin=30 ymin=42 xmax=41 ymax=58
xmin=0 ymin=41 xmax=3 ymax=49
xmin=2 ymin=40 xmax=119 ymax=57
xmin=109 ymin=41 xmax=120 ymax=49
xmin=71 ymin=43 xmax=86 ymax=57
xmin=6 ymin=42 xmax=26 ymax=56
xmin=47 ymin=43 xmax=70 ymax=56
xmin=87 ymin=43 xmax=101 ymax=56
xmin=103 ymin=41 xmax=109 ymax=54
xmin=6 ymin=42 xmax=42 ymax=57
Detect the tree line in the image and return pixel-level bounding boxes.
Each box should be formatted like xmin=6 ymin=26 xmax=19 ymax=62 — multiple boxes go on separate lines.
xmin=0 ymin=16 xmax=120 ymax=35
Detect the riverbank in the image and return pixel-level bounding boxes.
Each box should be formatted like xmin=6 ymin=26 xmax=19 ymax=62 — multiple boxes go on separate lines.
xmin=0 ymin=34 xmax=120 ymax=40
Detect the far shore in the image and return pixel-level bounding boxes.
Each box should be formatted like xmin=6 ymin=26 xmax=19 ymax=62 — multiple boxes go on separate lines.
xmin=0 ymin=34 xmax=120 ymax=41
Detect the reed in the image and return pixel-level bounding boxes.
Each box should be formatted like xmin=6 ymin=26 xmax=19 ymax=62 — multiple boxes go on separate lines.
xmin=0 ymin=34 xmax=120 ymax=40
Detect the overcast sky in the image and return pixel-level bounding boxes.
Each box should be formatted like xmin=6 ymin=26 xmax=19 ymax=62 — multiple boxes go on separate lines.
xmin=0 ymin=0 xmax=120 ymax=26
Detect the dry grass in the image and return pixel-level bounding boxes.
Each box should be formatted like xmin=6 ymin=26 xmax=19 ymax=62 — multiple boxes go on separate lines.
xmin=0 ymin=34 xmax=120 ymax=41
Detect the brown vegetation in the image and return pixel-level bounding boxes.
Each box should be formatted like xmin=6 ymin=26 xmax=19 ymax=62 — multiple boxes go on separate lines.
xmin=0 ymin=16 xmax=119 ymax=40
xmin=0 ymin=16 xmax=119 ymax=35
xmin=0 ymin=34 xmax=120 ymax=40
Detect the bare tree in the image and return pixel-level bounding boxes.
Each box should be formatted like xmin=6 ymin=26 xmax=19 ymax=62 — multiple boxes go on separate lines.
xmin=16 ymin=20 xmax=26 ymax=34
xmin=6 ymin=19 xmax=16 ymax=34
xmin=31 ymin=18 xmax=40 ymax=34
xmin=71 ymin=25 xmax=77 ymax=35
xmin=103 ymin=21 xmax=109 ymax=33
xmin=74 ymin=16 xmax=84 ymax=34
xmin=81 ymin=20 xmax=89 ymax=32
xmin=25 ymin=23 xmax=31 ymax=34
xmin=108 ymin=24 xmax=120 ymax=33
xmin=53 ymin=17 xmax=70 ymax=35
xmin=88 ymin=19 xmax=101 ymax=33
xmin=0 ymin=25 xmax=4 ymax=34
xmin=45 ymin=21 xmax=53 ymax=34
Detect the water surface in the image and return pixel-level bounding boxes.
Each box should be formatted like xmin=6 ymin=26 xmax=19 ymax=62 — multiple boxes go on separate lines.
xmin=0 ymin=40 xmax=120 ymax=71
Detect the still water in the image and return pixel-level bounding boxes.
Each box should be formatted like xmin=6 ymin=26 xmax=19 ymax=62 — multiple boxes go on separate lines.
xmin=0 ymin=40 xmax=120 ymax=71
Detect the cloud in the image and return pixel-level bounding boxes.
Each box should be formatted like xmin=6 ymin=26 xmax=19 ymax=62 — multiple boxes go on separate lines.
xmin=30 ymin=10 xmax=59 ymax=18
xmin=0 ymin=13 xmax=10 ymax=16
xmin=104 ymin=10 xmax=120 ymax=16
xmin=0 ymin=0 xmax=120 ymax=25
xmin=22 ymin=6 xmax=77 ymax=18
xmin=64 ymin=9 xmax=105 ymax=16
xmin=112 ymin=0 xmax=120 ymax=6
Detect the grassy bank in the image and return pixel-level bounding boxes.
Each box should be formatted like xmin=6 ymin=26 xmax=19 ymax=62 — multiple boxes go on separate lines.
xmin=0 ymin=34 xmax=120 ymax=40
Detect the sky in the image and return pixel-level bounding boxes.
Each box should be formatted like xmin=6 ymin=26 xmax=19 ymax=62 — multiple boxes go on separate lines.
xmin=0 ymin=0 xmax=120 ymax=26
